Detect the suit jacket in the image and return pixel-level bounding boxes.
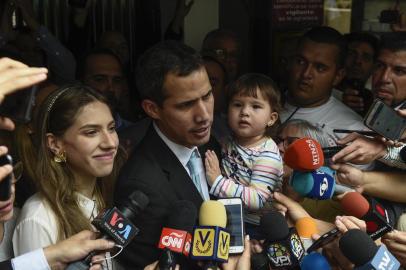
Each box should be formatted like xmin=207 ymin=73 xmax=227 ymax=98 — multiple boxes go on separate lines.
xmin=114 ymin=125 xmax=220 ymax=269
xmin=0 ymin=260 xmax=12 ymax=270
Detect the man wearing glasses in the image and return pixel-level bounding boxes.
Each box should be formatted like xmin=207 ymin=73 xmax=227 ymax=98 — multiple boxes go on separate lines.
xmin=201 ymin=29 xmax=242 ymax=81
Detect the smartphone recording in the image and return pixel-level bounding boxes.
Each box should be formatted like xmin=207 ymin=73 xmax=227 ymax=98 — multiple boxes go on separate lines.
xmin=364 ymin=99 xmax=406 ymax=141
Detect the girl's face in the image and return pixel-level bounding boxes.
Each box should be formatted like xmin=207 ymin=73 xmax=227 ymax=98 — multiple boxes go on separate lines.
xmin=228 ymin=88 xmax=278 ymax=146
xmin=48 ymin=101 xmax=119 ymax=181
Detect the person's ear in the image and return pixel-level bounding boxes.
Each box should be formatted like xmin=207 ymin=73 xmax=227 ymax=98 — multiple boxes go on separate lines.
xmin=333 ymin=68 xmax=346 ymax=87
xmin=141 ymin=99 xmax=162 ymax=120
xmin=46 ymin=133 xmax=64 ymax=155
xmin=267 ymin=112 xmax=279 ymax=127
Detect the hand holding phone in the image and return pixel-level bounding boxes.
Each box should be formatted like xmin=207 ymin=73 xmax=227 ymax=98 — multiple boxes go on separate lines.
xmin=0 ymin=154 xmax=13 ymax=201
xmin=364 ymin=99 xmax=406 ymax=141
xmin=306 ymin=228 xmax=340 ymax=254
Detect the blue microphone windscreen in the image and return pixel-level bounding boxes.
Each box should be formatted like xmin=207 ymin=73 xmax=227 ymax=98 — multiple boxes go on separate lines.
xmin=301 ymin=252 xmax=331 ymax=270
xmin=290 ymin=171 xmax=314 ymax=196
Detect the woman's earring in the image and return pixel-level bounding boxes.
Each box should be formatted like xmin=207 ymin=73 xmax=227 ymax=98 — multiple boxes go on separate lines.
xmin=54 ymin=151 xmax=66 ymax=163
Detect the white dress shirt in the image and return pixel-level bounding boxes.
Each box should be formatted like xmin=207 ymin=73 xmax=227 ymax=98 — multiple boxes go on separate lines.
xmin=154 ymin=123 xmax=210 ymax=200
xmin=11 ymin=249 xmax=50 ymax=270
xmin=13 ymin=193 xmax=98 ymax=256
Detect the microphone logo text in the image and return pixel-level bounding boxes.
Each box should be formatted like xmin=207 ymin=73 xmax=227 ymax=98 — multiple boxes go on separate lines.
xmin=109 ymin=211 xmax=132 ymax=240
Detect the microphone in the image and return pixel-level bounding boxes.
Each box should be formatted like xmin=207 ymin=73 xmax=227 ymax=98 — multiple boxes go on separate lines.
xmin=300 ymin=252 xmax=331 ymax=270
xmin=400 ymin=145 xmax=406 ymax=162
xmin=340 ymin=192 xmax=393 ymax=240
xmin=260 ymin=211 xmax=305 ymax=269
xmin=66 ymin=190 xmax=149 ymax=270
xmin=290 ymin=166 xmax=354 ymax=200
xmin=339 ymin=229 xmax=400 ymax=270
xmin=284 ymin=138 xmax=324 ymax=172
xmin=190 ymin=200 xmax=230 ymax=267
xmin=295 ymin=217 xmax=318 ymax=251
xmin=158 ymin=200 xmax=197 ymax=270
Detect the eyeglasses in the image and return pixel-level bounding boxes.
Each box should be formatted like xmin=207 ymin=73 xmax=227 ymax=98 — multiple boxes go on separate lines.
xmin=202 ymin=48 xmax=241 ymax=61
xmin=274 ymin=136 xmax=300 ymax=148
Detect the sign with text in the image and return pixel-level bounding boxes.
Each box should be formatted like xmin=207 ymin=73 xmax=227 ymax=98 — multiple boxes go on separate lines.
xmin=272 ymin=0 xmax=323 ymax=28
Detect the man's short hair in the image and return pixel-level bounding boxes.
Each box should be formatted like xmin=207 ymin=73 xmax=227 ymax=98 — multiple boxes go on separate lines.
xmin=201 ymin=29 xmax=241 ymax=50
xmin=344 ymin=32 xmax=380 ymax=60
xmin=136 ymin=40 xmax=204 ymax=106
xmin=380 ymin=32 xmax=406 ymax=53
xmin=299 ymin=26 xmax=347 ymax=69
xmin=77 ymin=47 xmax=122 ymax=80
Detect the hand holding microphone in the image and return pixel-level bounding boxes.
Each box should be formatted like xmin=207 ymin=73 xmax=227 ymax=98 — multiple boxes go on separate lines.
xmin=283 ymin=138 xmax=354 ymax=200
xmin=66 ymin=190 xmax=149 ymax=270
xmin=339 ymin=229 xmax=401 ymax=270
xmin=340 ymin=192 xmax=393 ymax=240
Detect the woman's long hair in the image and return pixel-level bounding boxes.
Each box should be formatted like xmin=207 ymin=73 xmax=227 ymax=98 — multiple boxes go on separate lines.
xmin=33 ymin=84 xmax=126 ymax=240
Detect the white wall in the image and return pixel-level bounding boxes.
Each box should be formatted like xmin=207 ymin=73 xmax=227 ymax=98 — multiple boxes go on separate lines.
xmin=184 ymin=0 xmax=219 ymax=50
xmin=160 ymin=0 xmax=219 ymax=51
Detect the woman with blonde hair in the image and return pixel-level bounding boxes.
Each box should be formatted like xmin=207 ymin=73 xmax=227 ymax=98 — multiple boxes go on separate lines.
xmin=13 ymin=84 xmax=125 ymax=259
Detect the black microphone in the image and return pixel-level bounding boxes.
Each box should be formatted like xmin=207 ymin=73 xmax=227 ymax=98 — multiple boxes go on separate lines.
xmin=400 ymin=145 xmax=406 ymax=162
xmin=157 ymin=200 xmax=197 ymax=270
xmin=66 ymin=190 xmax=149 ymax=270
xmin=260 ymin=211 xmax=305 ymax=269
xmin=339 ymin=229 xmax=400 ymax=270
xmin=251 ymin=253 xmax=269 ymax=270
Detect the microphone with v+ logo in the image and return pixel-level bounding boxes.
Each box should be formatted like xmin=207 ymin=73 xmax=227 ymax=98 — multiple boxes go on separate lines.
xmin=190 ymin=200 xmax=230 ymax=267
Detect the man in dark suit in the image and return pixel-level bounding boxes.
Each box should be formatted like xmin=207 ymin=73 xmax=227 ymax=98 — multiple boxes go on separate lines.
xmin=114 ymin=41 xmax=220 ymax=269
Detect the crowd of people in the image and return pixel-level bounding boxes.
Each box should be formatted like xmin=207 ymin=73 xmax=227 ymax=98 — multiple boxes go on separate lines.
xmin=0 ymin=1 xmax=406 ymax=270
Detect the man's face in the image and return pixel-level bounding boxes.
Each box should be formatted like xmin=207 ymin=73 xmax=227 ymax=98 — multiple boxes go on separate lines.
xmin=345 ymin=41 xmax=375 ymax=82
xmin=83 ymin=54 xmax=127 ymax=107
xmin=288 ymin=39 xmax=344 ymax=107
xmin=372 ymin=49 xmax=406 ymax=106
xmin=204 ymin=37 xmax=240 ymax=80
xmin=150 ymin=67 xmax=214 ymax=148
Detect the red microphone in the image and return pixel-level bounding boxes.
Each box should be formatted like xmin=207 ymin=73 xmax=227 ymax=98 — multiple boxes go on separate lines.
xmin=158 ymin=201 xmax=197 ymax=270
xmin=284 ymin=138 xmax=324 ymax=172
xmin=158 ymin=227 xmax=192 ymax=257
xmin=340 ymin=192 xmax=393 ymax=240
